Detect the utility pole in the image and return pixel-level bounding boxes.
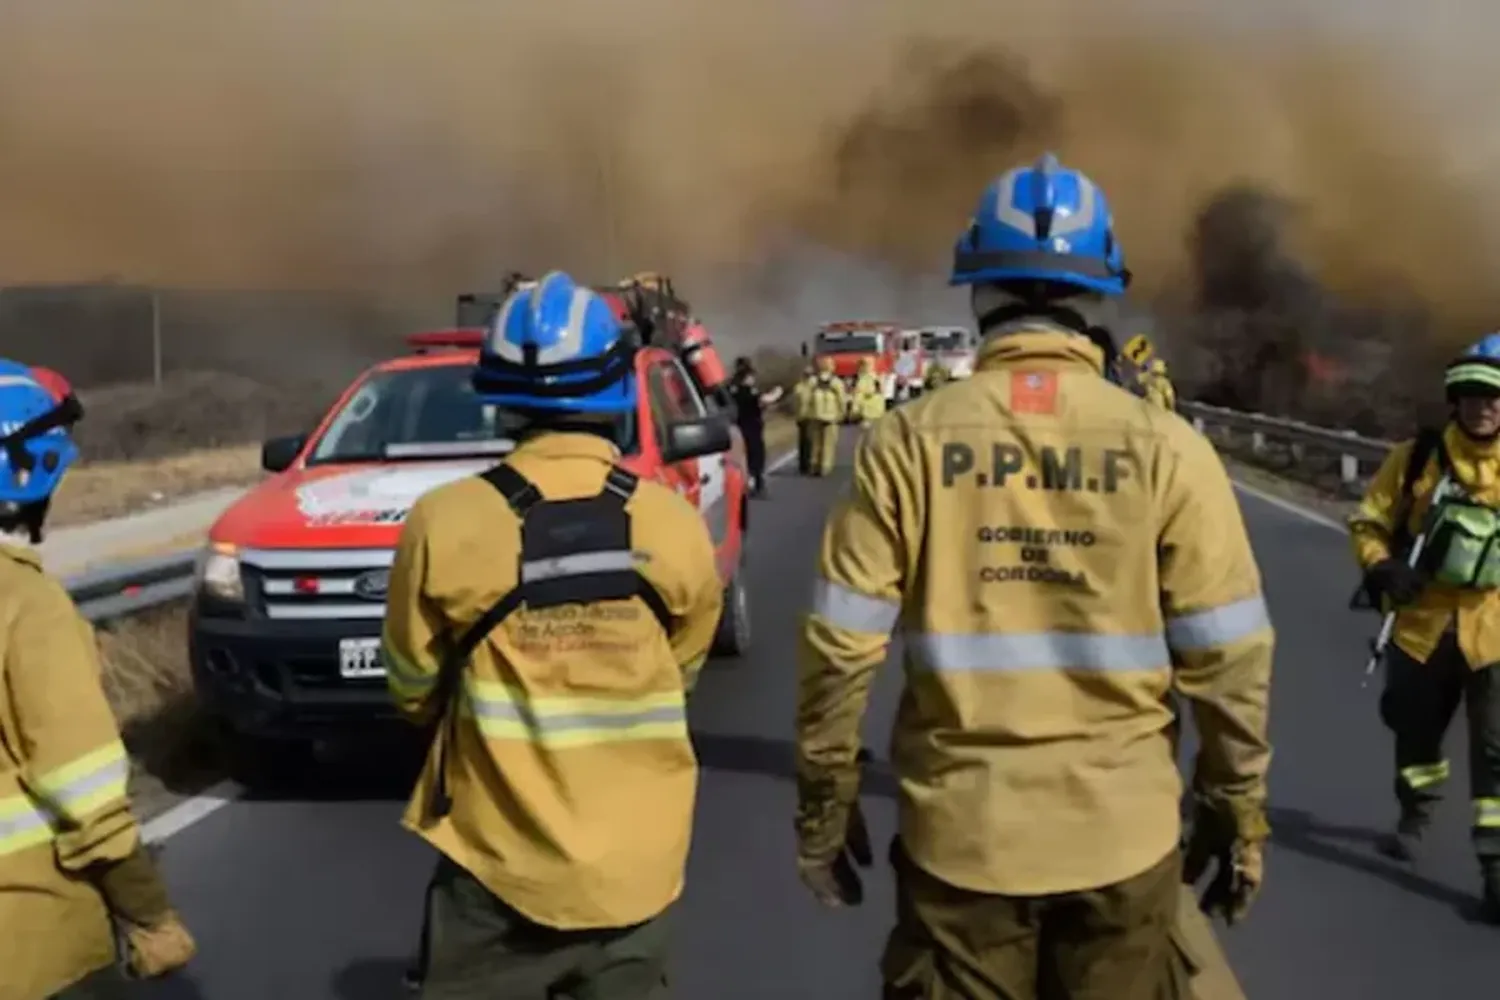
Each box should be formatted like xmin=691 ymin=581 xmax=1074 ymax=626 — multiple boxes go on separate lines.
xmin=150 ymin=289 xmax=163 ymax=387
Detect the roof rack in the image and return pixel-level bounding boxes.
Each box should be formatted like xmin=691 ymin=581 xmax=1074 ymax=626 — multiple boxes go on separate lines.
xmin=407 ymin=329 xmax=484 ymax=353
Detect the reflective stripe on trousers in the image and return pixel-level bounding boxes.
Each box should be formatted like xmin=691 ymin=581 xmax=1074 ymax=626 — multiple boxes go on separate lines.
xmin=1401 ymin=760 xmax=1451 ymax=791
xmin=464 ymin=680 xmax=688 ymax=747
xmin=1476 ymin=798 xmax=1500 ymax=829
xmin=810 ymin=580 xmax=1270 ymax=669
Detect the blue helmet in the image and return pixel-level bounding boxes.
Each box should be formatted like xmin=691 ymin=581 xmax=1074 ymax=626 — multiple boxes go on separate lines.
xmin=1446 ymin=333 xmax=1500 ymax=398
xmin=0 ymin=359 xmax=80 ymax=509
xmin=950 ymin=153 xmax=1130 ymax=296
xmin=471 ymin=271 xmax=638 ymax=415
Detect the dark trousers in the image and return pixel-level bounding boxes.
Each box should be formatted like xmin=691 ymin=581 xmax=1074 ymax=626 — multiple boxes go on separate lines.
xmin=418 ymin=856 xmax=672 ymax=1000
xmin=50 ymin=966 xmax=128 ymax=1000
xmin=796 ymin=420 xmax=813 ymax=475
xmin=1380 ymin=630 xmax=1500 ymax=862
xmin=880 ymin=840 xmax=1188 ymax=1000
xmin=738 ymin=422 xmax=766 ymax=492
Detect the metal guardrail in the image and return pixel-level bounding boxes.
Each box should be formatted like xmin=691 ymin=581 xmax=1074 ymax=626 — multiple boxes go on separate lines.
xmin=65 ymin=549 xmax=197 ymax=623
xmin=1178 ymin=401 xmax=1394 ymax=488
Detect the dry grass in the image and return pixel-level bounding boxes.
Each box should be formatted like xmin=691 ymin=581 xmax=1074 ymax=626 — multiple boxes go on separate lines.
xmin=50 ymin=443 xmax=262 ymax=528
xmin=96 ymin=604 xmax=220 ymax=801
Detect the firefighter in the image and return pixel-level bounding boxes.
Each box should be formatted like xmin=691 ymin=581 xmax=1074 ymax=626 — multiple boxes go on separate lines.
xmin=793 ymin=364 xmax=818 ymax=475
xmin=795 ymin=154 xmax=1274 ymax=998
xmin=923 ymin=359 xmax=952 ymax=393
xmin=1351 ymin=333 xmax=1500 ymax=922
xmin=806 ymin=357 xmax=846 ymax=477
xmin=0 ymin=360 xmax=197 ymax=999
xmin=385 ymin=272 xmax=724 ymax=999
xmin=852 ymin=358 xmax=885 ymax=428
xmin=1143 ymin=358 xmax=1178 ymax=411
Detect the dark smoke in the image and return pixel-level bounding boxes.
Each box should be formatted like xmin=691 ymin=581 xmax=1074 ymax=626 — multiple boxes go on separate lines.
xmin=0 ymin=2 xmax=1496 ymax=437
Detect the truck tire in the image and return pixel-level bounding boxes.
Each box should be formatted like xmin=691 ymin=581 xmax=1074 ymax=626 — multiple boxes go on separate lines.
xmin=219 ymin=725 xmax=315 ymax=793
xmin=712 ymin=570 xmax=752 ymax=658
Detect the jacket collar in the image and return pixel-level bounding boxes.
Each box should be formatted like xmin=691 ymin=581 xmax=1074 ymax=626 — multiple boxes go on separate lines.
xmin=0 ymin=537 xmax=42 ymax=570
xmin=975 ymin=327 xmax=1107 ymax=376
xmin=509 ymin=430 xmax=622 ymax=464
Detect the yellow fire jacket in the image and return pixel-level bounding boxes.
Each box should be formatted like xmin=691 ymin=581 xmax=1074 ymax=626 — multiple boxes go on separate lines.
xmin=793 ymin=376 xmax=816 ymax=422
xmin=807 ymin=375 xmax=847 ymax=424
xmin=383 ymin=432 xmax=723 ymax=930
xmin=1144 ymin=374 xmax=1177 ymax=411
xmin=1350 ymin=423 xmax=1500 ymax=667
xmin=0 ymin=542 xmax=137 ymax=1000
xmin=852 ymin=373 xmax=885 ymax=422
xmin=797 ymin=328 xmax=1274 ymax=896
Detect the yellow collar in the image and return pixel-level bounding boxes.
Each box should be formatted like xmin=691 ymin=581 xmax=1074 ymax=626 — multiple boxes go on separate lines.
xmin=975 ymin=329 xmax=1106 ymax=376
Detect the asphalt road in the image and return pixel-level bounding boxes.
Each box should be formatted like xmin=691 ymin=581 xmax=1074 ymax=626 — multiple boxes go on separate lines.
xmin=137 ymin=432 xmax=1500 ymax=999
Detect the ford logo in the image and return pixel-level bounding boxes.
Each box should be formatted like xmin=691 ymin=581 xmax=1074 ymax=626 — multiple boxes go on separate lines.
xmin=352 ymin=569 xmax=390 ymax=601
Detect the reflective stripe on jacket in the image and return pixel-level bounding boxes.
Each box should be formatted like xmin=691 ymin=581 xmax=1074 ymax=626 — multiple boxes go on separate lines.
xmin=1350 ymin=423 xmax=1500 ymax=667
xmin=384 ymin=432 xmax=723 ymax=930
xmin=0 ymin=542 xmax=139 ymax=1000
xmin=797 ymin=328 xmax=1274 ymax=896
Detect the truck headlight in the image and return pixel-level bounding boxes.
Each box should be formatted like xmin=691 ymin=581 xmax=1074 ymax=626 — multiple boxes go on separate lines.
xmin=197 ymin=543 xmax=245 ymax=604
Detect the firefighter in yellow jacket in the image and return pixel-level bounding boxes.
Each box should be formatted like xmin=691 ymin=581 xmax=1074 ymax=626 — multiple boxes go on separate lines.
xmin=806 ymin=357 xmax=846 ymax=477
xmin=852 ymin=358 xmax=885 ymax=428
xmin=796 ymin=156 xmax=1274 ymax=998
xmin=1140 ymin=357 xmax=1176 ymax=411
xmin=0 ymin=361 xmax=196 ymax=1000
xmin=1350 ymin=333 xmax=1500 ymax=922
xmin=923 ymin=360 xmax=952 ymax=394
xmin=384 ymin=273 xmax=723 ymax=999
xmin=793 ymin=364 xmax=818 ymax=475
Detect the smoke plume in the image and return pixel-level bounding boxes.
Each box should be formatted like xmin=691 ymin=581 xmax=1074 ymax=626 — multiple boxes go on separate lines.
xmin=0 ymin=0 xmax=1497 ymax=377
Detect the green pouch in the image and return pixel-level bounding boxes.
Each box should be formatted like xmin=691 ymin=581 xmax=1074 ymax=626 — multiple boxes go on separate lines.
xmin=1428 ymin=500 xmax=1500 ymax=588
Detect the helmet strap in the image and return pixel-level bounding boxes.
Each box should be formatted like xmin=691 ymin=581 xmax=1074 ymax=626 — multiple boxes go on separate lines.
xmin=0 ymin=393 xmax=82 ymax=477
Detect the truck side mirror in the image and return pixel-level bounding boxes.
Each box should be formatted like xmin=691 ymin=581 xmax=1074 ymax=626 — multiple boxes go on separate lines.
xmin=261 ymin=434 xmax=308 ymax=473
xmin=661 ymin=415 xmax=733 ymax=464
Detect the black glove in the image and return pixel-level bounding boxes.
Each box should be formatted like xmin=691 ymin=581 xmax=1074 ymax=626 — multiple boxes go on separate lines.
xmin=1182 ymin=799 xmax=1268 ymax=926
xmin=1364 ymin=557 xmax=1424 ymax=606
xmin=796 ymin=749 xmax=875 ymax=908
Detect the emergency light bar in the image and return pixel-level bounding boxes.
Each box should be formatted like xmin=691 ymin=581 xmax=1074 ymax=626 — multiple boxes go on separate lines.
xmin=820 ymin=321 xmax=899 ymax=333
xmin=406 ymin=329 xmax=485 ymax=353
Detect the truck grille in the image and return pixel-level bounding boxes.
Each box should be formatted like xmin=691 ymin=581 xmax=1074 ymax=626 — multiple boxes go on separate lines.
xmin=240 ymin=548 xmax=394 ymax=620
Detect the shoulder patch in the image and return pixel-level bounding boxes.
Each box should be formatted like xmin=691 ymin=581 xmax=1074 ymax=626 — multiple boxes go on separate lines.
xmin=1010 ymin=371 xmax=1058 ymax=414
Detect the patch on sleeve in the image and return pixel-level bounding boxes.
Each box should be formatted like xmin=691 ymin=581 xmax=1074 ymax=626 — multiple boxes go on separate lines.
xmin=1010 ymin=371 xmax=1058 ymax=414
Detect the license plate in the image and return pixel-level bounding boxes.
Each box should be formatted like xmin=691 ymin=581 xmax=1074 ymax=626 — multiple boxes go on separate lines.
xmin=338 ymin=637 xmax=385 ymax=679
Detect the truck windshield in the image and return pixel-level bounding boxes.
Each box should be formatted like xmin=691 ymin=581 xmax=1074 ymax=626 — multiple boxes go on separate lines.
xmin=816 ymin=333 xmax=882 ymax=354
xmin=307 ymin=365 xmax=635 ymax=465
xmin=923 ymin=332 xmax=969 ymax=352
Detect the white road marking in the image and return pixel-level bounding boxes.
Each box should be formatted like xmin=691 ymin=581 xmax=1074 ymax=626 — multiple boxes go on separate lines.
xmin=1232 ymin=479 xmax=1349 ymax=534
xmin=141 ymin=781 xmax=241 ymax=845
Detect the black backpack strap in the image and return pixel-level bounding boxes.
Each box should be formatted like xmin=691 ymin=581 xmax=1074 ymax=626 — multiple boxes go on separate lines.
xmin=428 ymin=462 xmax=539 ymax=818
xmin=1391 ymin=427 xmax=1446 ymax=553
xmin=426 ymin=462 xmax=674 ymax=819
xmin=482 ymin=462 xmax=545 ymax=515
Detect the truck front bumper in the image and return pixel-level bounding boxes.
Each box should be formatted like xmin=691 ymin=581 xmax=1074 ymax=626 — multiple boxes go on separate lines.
xmin=190 ymin=609 xmax=406 ymax=741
